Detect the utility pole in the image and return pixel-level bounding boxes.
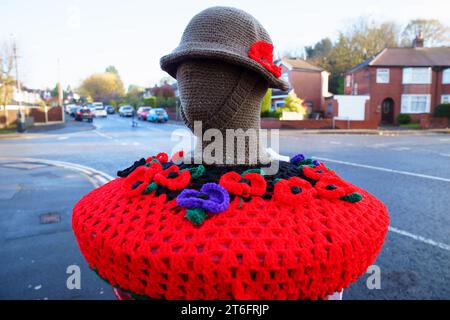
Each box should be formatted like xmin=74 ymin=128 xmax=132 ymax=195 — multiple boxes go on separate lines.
xmin=57 ymin=58 xmax=65 ymax=122
xmin=11 ymin=35 xmax=26 ymax=132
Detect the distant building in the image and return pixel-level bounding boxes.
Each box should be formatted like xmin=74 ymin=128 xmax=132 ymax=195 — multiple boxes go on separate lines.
xmin=273 ymin=58 xmax=332 ymax=114
xmin=344 ymin=36 xmax=450 ymax=125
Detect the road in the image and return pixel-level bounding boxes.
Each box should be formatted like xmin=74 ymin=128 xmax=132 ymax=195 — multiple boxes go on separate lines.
xmin=1 ymin=114 xmax=449 ymax=299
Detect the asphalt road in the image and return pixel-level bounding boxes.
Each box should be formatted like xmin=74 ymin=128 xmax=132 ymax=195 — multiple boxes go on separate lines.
xmin=0 ymin=114 xmax=449 ymax=299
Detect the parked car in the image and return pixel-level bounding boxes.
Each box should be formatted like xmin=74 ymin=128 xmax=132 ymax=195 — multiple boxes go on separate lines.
xmin=65 ymin=104 xmax=76 ymax=114
xmin=92 ymin=105 xmax=107 ymax=117
xmin=75 ymin=107 xmax=93 ymax=122
xmin=105 ymin=105 xmax=115 ymax=114
xmin=147 ymin=108 xmax=169 ymax=123
xmin=69 ymin=105 xmax=80 ymax=117
xmin=119 ymin=105 xmax=134 ymax=117
xmin=137 ymin=107 xmax=152 ymax=120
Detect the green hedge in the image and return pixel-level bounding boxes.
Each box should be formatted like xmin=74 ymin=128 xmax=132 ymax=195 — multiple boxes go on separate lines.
xmin=397 ymin=114 xmax=411 ymax=124
xmin=434 ymin=104 xmax=450 ymax=118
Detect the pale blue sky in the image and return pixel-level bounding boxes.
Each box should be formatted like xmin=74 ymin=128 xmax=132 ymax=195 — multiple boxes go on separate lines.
xmin=1 ymin=0 xmax=449 ymax=90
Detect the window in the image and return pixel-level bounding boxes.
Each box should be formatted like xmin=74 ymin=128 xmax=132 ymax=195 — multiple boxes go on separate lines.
xmin=442 ymin=95 xmax=450 ymax=104
xmin=443 ymin=69 xmax=450 ymax=84
xmin=402 ymin=67 xmax=432 ymax=84
xmin=401 ymin=94 xmax=430 ymax=113
xmin=376 ymin=68 xmax=390 ymax=83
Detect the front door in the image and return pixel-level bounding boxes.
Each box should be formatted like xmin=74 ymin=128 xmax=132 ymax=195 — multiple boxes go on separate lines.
xmin=381 ymin=98 xmax=394 ymax=125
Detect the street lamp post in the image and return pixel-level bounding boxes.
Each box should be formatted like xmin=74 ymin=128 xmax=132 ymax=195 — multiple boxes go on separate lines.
xmin=11 ymin=35 xmax=26 ymax=133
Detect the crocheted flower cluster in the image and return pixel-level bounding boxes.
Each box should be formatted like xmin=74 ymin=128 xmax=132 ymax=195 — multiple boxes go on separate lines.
xmin=248 ymin=41 xmax=282 ymax=78
xmin=119 ymin=151 xmax=362 ymax=226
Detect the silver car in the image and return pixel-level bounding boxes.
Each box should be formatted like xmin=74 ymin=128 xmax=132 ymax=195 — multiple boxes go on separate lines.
xmin=118 ymin=105 xmax=134 ymax=117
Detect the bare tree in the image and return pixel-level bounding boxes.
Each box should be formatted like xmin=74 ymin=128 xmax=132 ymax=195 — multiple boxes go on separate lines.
xmin=401 ymin=19 xmax=450 ymax=47
xmin=0 ymin=42 xmax=15 ymax=107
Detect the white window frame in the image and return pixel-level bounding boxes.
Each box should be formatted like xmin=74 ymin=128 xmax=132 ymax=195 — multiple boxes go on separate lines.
xmin=443 ymin=69 xmax=450 ymax=84
xmin=442 ymin=94 xmax=450 ymax=104
xmin=401 ymin=94 xmax=431 ymax=113
xmin=376 ymin=68 xmax=390 ymax=83
xmin=402 ymin=67 xmax=432 ymax=84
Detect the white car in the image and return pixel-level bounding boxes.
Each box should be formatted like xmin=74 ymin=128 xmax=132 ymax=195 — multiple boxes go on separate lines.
xmin=92 ymin=106 xmax=107 ymax=117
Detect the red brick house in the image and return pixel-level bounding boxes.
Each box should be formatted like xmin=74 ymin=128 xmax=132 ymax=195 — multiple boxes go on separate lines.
xmin=345 ymin=39 xmax=450 ymax=125
xmin=272 ymin=58 xmax=331 ymax=114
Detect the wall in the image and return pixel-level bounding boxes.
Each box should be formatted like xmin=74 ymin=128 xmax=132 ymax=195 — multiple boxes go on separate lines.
xmin=0 ymin=105 xmax=63 ymax=129
xmin=286 ymin=68 xmax=324 ymax=112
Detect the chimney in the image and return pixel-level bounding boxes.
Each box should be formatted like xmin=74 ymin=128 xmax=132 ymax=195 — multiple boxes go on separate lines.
xmin=413 ymin=31 xmax=424 ymax=48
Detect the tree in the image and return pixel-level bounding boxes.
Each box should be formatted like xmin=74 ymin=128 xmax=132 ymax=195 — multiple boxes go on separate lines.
xmin=78 ymin=72 xmax=125 ymax=103
xmin=125 ymin=84 xmax=144 ymax=108
xmin=105 ymin=65 xmax=119 ymax=75
xmin=261 ymin=89 xmax=272 ymax=114
xmin=401 ymin=19 xmax=450 ymax=47
xmin=306 ymin=17 xmax=400 ymax=93
xmin=0 ymin=42 xmax=15 ymax=107
xmin=305 ymin=38 xmax=333 ymax=60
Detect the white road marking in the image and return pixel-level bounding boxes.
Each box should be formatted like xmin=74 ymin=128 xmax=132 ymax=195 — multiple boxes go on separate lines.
xmin=315 ymin=156 xmax=450 ymax=183
xmin=392 ymin=147 xmax=411 ymax=151
xmin=388 ymin=226 xmax=450 ymax=252
xmin=0 ymin=157 xmax=114 ymax=188
xmin=439 ymin=153 xmax=450 ymax=158
xmin=329 ymin=141 xmax=341 ymax=145
xmin=94 ymin=130 xmax=113 ymax=140
xmin=57 ymin=136 xmax=69 ymax=140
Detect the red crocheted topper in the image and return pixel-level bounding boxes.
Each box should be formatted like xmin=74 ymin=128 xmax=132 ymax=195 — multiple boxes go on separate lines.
xmin=248 ymin=41 xmax=282 ymax=78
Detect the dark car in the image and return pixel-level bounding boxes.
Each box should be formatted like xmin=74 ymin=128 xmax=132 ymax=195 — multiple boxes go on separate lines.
xmin=105 ymin=105 xmax=115 ymax=114
xmin=75 ymin=107 xmax=94 ymax=122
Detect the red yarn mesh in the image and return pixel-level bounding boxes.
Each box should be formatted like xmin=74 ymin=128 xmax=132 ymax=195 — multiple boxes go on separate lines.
xmin=72 ymin=177 xmax=389 ymax=300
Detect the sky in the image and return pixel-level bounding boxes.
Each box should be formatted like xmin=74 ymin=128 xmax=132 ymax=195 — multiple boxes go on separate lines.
xmin=1 ymin=0 xmax=449 ymax=90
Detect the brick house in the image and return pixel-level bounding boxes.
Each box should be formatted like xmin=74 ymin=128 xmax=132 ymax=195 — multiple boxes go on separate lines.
xmin=272 ymin=58 xmax=331 ymax=114
xmin=344 ymin=39 xmax=450 ymax=125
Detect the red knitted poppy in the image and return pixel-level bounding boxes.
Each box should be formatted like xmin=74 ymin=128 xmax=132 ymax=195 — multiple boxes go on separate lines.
xmin=219 ymin=171 xmax=266 ymax=198
xmin=154 ymin=165 xmax=191 ymax=191
xmin=273 ymin=177 xmax=316 ymax=204
xmin=301 ymin=163 xmax=336 ymax=181
xmin=73 ymin=162 xmax=389 ymax=300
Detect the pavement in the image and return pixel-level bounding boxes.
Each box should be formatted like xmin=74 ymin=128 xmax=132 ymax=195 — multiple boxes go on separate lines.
xmin=0 ymin=158 xmax=114 ymax=299
xmin=0 ymin=114 xmax=449 ymax=299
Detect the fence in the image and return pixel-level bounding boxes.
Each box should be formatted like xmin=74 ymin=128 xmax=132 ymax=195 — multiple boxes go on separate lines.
xmin=0 ymin=105 xmax=63 ymax=129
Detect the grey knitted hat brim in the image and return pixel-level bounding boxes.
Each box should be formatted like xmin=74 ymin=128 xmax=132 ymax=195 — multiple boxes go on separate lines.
xmin=160 ymin=6 xmax=289 ymax=91
xmin=161 ymin=43 xmax=289 ymax=91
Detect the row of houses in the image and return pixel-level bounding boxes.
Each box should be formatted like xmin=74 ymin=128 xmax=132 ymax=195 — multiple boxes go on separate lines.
xmin=270 ymin=35 xmax=450 ymax=128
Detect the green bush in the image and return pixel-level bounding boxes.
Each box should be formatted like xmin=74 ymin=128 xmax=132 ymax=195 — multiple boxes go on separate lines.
xmin=397 ymin=114 xmax=411 ymax=124
xmin=434 ymin=104 xmax=450 ymax=118
xmin=261 ymin=110 xmax=279 ymax=118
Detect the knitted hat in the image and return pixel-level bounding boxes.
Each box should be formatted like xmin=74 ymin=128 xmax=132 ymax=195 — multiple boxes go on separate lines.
xmin=160 ymin=6 xmax=289 ymax=91
xmin=72 ymin=7 xmax=389 ymax=300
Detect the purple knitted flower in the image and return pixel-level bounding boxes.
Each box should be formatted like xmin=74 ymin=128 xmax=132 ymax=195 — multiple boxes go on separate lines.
xmin=176 ymin=183 xmax=230 ymax=214
xmin=312 ymin=160 xmax=321 ymax=166
xmin=290 ymin=153 xmax=306 ymax=164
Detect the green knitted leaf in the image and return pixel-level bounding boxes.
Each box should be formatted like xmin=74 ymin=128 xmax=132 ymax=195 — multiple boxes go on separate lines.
xmin=184 ymin=165 xmax=205 ymax=179
xmin=145 ymin=159 xmax=160 ymax=167
xmin=340 ymin=192 xmax=363 ymax=203
xmin=241 ymin=168 xmax=265 ymax=176
xmin=185 ymin=208 xmax=206 ymax=225
xmin=142 ymin=182 xmax=158 ymax=194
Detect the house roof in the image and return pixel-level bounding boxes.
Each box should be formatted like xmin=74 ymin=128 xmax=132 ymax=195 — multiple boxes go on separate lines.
xmin=348 ymin=47 xmax=450 ymax=73
xmin=280 ymin=58 xmax=324 ymax=72
xmin=370 ymin=47 xmax=450 ymax=67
